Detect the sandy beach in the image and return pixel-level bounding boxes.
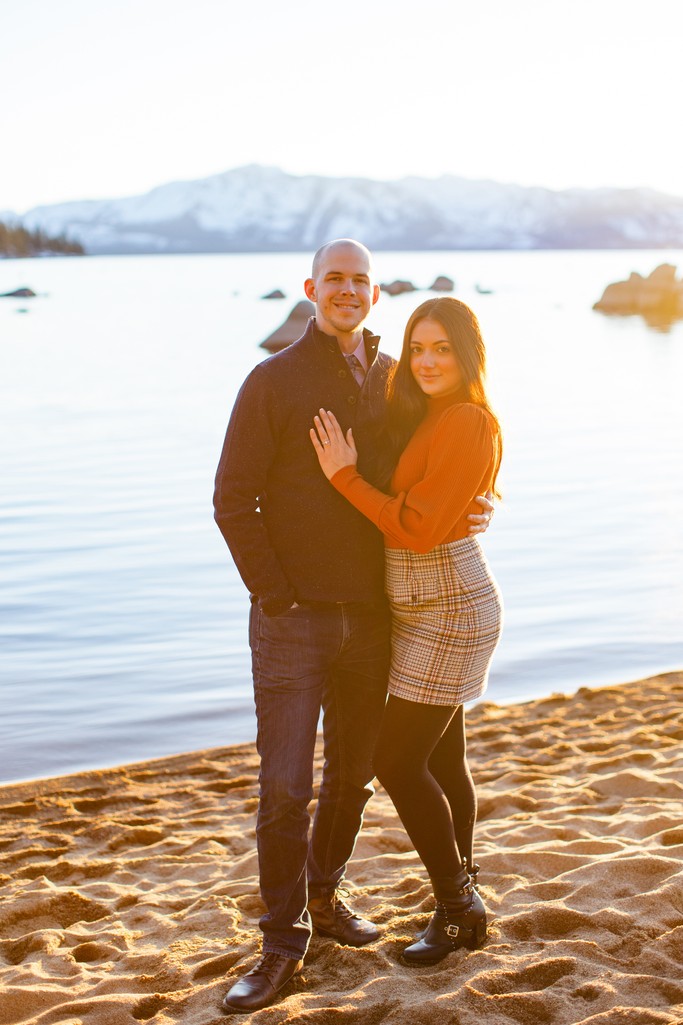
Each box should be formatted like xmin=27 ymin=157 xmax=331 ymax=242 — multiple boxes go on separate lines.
xmin=1 ymin=672 xmax=682 ymax=1025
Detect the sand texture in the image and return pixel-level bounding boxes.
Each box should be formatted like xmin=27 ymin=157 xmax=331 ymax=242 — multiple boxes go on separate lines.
xmin=1 ymin=672 xmax=683 ymax=1025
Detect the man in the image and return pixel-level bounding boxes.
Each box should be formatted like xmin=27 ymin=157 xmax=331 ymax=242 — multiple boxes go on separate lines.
xmin=213 ymin=240 xmax=492 ymax=1012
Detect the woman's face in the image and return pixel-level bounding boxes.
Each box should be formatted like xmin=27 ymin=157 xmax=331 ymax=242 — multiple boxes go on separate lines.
xmin=409 ymin=318 xmax=463 ymax=398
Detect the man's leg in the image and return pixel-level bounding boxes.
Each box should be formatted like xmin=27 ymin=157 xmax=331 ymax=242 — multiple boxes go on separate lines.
xmin=307 ymin=603 xmax=390 ymax=914
xmin=224 ymin=603 xmax=334 ymax=1013
xmin=226 ymin=600 xmax=389 ymax=1015
xmin=250 ymin=602 xmax=332 ymax=960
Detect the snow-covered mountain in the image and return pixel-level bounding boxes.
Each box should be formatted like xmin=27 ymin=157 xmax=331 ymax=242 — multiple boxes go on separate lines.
xmin=19 ymin=165 xmax=683 ymax=254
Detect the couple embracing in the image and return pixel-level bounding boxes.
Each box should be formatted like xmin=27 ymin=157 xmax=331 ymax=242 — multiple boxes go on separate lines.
xmin=213 ymin=239 xmax=502 ymax=1012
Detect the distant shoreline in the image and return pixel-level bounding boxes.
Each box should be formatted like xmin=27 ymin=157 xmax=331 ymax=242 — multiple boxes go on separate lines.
xmin=15 ymin=165 xmax=683 ymax=255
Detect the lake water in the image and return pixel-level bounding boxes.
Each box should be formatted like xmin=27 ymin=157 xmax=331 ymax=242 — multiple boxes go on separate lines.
xmin=2 ymin=250 xmax=682 ymax=784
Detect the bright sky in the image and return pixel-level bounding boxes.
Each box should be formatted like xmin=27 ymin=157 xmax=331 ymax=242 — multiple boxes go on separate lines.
xmin=2 ymin=0 xmax=682 ymax=213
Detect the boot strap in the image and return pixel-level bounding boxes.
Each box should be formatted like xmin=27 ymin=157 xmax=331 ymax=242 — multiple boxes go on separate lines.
xmin=446 ymin=921 xmax=476 ymax=944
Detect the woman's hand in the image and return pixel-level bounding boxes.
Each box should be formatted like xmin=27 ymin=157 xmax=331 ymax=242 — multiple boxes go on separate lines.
xmin=310 ymin=408 xmax=358 ymax=480
xmin=467 ymin=490 xmax=495 ymax=535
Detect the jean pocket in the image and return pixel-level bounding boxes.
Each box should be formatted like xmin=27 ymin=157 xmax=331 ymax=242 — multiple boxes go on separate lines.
xmin=262 ymin=602 xmax=301 ymax=619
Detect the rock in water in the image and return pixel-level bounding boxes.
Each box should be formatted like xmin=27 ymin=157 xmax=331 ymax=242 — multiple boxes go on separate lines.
xmin=261 ymin=300 xmax=315 ymax=352
xmin=428 ymin=275 xmax=454 ymax=292
xmin=380 ymin=280 xmax=417 ymax=296
xmin=593 ymin=264 xmax=683 ymax=328
xmin=1 ymin=287 xmax=37 ymax=298
xmin=261 ymin=289 xmax=285 ymax=299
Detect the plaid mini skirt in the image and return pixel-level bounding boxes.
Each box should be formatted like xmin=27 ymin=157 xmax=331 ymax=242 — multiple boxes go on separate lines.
xmin=384 ymin=537 xmax=503 ymax=706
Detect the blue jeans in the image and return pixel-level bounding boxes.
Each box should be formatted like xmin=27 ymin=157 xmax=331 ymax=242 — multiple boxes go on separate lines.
xmin=249 ymin=600 xmax=391 ymax=959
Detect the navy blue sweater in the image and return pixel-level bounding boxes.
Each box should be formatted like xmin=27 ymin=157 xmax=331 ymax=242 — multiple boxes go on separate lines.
xmin=213 ymin=319 xmax=394 ymax=612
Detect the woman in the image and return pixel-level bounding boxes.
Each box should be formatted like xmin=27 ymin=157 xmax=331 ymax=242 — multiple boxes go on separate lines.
xmin=310 ymin=297 xmax=502 ymax=965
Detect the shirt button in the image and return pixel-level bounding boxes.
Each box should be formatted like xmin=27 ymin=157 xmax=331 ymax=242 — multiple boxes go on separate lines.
xmin=338 ymin=369 xmax=347 ymax=378
xmin=347 ymin=395 xmax=357 ymax=405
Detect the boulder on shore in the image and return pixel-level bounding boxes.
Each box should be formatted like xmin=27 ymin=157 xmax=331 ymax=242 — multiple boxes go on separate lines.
xmin=261 ymin=300 xmax=315 ymax=352
xmin=380 ymin=279 xmax=417 ymax=296
xmin=261 ymin=289 xmax=285 ymax=300
xmin=593 ymin=264 xmax=683 ymax=327
xmin=1 ymin=287 xmax=36 ymax=298
xmin=428 ymin=275 xmax=454 ymax=292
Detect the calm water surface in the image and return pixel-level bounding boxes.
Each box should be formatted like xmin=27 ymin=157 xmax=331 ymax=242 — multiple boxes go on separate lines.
xmin=2 ymin=250 xmax=682 ymax=783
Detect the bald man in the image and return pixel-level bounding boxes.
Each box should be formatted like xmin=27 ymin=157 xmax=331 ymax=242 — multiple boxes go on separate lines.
xmin=213 ymin=240 xmax=492 ymax=1011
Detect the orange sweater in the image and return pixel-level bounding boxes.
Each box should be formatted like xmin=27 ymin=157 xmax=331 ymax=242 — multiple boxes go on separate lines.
xmin=330 ymin=395 xmax=500 ymax=554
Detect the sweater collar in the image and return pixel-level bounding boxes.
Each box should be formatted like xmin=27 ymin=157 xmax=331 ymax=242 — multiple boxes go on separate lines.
xmin=426 ymin=386 xmax=468 ymax=417
xmin=310 ymin=318 xmax=381 ymax=365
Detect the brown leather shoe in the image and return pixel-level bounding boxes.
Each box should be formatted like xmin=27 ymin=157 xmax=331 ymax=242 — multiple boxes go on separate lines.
xmin=308 ymin=889 xmax=379 ymax=947
xmin=221 ymin=952 xmax=303 ymax=1013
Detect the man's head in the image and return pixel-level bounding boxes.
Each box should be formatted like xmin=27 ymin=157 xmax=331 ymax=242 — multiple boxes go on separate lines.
xmin=304 ymin=239 xmax=380 ymax=346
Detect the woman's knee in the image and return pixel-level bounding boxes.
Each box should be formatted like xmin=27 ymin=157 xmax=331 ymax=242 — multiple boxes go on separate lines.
xmin=374 ymin=744 xmax=418 ymax=794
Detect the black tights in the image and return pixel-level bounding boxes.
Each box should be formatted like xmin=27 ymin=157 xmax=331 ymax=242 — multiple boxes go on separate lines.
xmin=373 ymin=696 xmax=476 ymax=880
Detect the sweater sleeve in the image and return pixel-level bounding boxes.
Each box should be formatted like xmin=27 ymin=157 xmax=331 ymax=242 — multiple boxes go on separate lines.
xmin=330 ymin=404 xmax=495 ymax=554
xmin=213 ymin=365 xmax=297 ymax=613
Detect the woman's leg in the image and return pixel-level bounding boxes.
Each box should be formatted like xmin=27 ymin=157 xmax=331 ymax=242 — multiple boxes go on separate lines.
xmin=373 ymin=695 xmax=463 ymax=879
xmin=375 ymin=696 xmax=487 ymax=962
xmin=428 ymin=705 xmax=477 ymax=872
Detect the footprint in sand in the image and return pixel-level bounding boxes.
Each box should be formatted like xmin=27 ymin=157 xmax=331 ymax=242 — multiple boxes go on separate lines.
xmin=660 ymin=828 xmax=683 ymax=847
xmin=503 ymin=905 xmax=587 ymax=941
xmin=2 ymin=930 xmax=63 ymax=965
xmin=0 ymin=892 xmax=109 ymax=934
xmin=196 ymin=775 xmax=257 ymax=794
xmin=108 ymin=827 xmax=166 ymax=851
xmin=131 ymin=994 xmax=171 ymax=1021
xmin=191 ymin=951 xmax=243 ymax=980
xmin=470 ymin=956 xmax=577 ymax=995
xmin=71 ymin=940 xmax=121 ymax=963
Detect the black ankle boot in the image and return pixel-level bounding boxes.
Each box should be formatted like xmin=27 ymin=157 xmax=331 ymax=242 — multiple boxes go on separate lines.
xmin=414 ymin=861 xmax=481 ymax=939
xmin=403 ymin=872 xmax=487 ymax=965
xmin=468 ymin=861 xmax=481 ymax=890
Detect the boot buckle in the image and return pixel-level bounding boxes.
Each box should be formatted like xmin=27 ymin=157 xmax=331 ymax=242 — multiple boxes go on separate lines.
xmin=445 ymin=924 xmax=460 ymax=939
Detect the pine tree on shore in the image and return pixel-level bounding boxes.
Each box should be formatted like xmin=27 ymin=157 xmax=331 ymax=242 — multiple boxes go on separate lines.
xmin=0 ymin=220 xmax=85 ymax=257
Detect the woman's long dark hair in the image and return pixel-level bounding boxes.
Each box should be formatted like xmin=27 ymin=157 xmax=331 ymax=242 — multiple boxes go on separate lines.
xmin=379 ymin=297 xmax=502 ymax=494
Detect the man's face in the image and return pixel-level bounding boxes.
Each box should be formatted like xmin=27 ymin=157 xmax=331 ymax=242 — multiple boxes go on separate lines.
xmin=304 ymin=243 xmax=380 ymax=340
